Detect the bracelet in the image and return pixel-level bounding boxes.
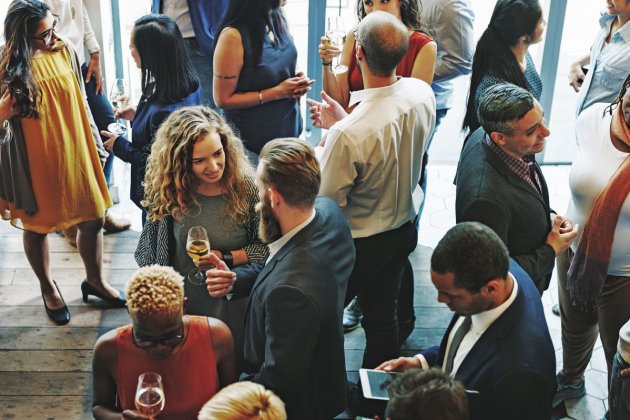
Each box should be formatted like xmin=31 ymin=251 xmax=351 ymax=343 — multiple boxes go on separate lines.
xmin=322 ymin=60 xmax=332 ymax=66
xmin=258 ymin=90 xmax=264 ymax=105
xmin=223 ymin=251 xmax=234 ymax=269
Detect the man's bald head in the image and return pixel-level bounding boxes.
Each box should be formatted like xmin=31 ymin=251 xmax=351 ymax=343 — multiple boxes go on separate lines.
xmin=356 ymin=11 xmax=409 ymax=78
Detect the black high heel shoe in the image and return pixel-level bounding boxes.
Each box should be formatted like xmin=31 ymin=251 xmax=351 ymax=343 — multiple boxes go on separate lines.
xmin=81 ymin=281 xmax=126 ymax=308
xmin=42 ymin=281 xmax=71 ymax=325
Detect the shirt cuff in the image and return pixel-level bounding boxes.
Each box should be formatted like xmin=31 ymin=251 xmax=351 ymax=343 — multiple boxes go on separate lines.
xmin=415 ymin=354 xmax=429 ymax=369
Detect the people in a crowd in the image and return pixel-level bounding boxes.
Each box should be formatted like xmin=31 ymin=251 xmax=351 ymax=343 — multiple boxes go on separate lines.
xmin=570 ymin=0 xmax=630 ymax=116
xmin=100 ymin=13 xmax=201 ymax=222
xmin=385 ymin=368 xmax=469 ymax=420
xmin=150 ymin=0 xmax=229 ymax=108
xmin=92 ymin=265 xmax=236 ymax=420
xmin=377 ymin=222 xmax=556 ymax=420
xmin=554 ymin=74 xmax=630 ymax=410
xmin=43 ymin=0 xmax=130 ymax=243
xmin=197 ymin=381 xmax=286 ymax=420
xmin=213 ymin=0 xmax=312 ymax=162
xmin=463 ymin=0 xmax=546 ymax=134
xmin=310 ymin=11 xmax=435 ymax=368
xmin=610 ymin=319 xmax=630 ymax=420
xmin=137 ymin=105 xmax=267 ymax=369
xmin=455 ymin=83 xmax=577 ymax=294
xmin=0 ymin=0 xmax=123 ymax=325
xmin=206 ymin=139 xmax=355 ymax=420
xmin=318 ymin=0 xmax=437 ymax=111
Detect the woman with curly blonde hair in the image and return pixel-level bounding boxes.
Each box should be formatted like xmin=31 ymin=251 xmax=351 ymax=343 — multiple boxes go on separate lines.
xmin=198 ymin=381 xmax=286 ymax=420
xmin=136 ymin=106 xmax=268 ymax=366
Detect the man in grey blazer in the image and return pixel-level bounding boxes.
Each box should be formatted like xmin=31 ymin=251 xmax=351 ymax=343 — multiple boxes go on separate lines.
xmin=455 ymin=83 xmax=577 ymax=293
xmin=206 ymin=139 xmax=355 ymax=420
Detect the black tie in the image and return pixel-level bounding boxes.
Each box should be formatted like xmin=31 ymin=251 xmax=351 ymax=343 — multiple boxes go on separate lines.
xmin=444 ymin=316 xmax=472 ymax=374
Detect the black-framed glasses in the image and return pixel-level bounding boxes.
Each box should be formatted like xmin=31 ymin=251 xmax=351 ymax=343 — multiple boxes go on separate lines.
xmin=32 ymin=17 xmax=59 ymax=44
xmin=132 ymin=322 xmax=184 ymax=349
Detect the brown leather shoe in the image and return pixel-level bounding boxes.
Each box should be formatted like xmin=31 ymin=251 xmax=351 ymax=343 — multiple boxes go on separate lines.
xmin=62 ymin=225 xmax=77 ymax=247
xmin=103 ymin=212 xmax=131 ymax=233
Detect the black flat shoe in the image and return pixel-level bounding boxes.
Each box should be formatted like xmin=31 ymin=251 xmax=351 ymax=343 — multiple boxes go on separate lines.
xmin=42 ymin=281 xmax=70 ymax=325
xmin=81 ymin=280 xmax=126 ymax=308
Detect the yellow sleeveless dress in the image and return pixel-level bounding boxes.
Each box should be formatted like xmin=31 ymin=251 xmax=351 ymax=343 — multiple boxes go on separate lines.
xmin=1 ymin=45 xmax=111 ymax=233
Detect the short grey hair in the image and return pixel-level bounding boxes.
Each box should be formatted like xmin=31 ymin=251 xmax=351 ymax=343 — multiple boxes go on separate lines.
xmin=477 ymin=83 xmax=535 ymax=135
xmin=357 ymin=11 xmax=409 ymax=77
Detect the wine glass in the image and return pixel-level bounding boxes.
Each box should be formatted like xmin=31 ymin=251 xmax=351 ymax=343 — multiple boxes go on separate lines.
xmin=326 ymin=16 xmax=348 ymax=75
xmin=135 ymin=372 xmax=165 ymax=419
xmin=186 ymin=226 xmax=210 ymax=285
xmin=107 ymin=78 xmax=130 ymax=135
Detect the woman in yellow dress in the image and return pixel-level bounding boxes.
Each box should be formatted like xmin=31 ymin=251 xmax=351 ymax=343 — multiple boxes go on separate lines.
xmin=0 ymin=0 xmax=125 ymax=325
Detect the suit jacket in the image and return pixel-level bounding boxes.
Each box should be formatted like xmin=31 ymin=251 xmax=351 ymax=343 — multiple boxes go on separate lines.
xmin=422 ymin=259 xmax=556 ymax=420
xmin=455 ymin=127 xmax=556 ymax=292
xmin=152 ymin=0 xmax=228 ymax=58
xmin=231 ymin=197 xmax=356 ymax=420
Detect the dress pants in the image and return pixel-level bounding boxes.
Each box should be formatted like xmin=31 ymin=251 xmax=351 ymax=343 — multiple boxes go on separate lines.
xmin=345 ymin=221 xmax=418 ymax=369
xmin=610 ymin=352 xmax=630 ymax=420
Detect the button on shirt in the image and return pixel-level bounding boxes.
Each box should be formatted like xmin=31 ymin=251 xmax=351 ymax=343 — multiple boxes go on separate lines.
xmin=265 ymin=209 xmax=316 ymax=265
xmin=417 ymin=274 xmax=519 ymax=376
xmin=319 ymin=77 xmax=436 ymax=239
xmin=577 ymin=13 xmax=630 ymax=115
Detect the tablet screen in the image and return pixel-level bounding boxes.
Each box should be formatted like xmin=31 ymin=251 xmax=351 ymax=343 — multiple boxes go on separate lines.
xmin=359 ymin=369 xmax=399 ymax=400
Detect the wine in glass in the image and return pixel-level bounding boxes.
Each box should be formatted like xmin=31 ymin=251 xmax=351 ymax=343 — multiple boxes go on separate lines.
xmin=326 ymin=16 xmax=348 ymax=75
xmin=186 ymin=226 xmax=210 ymax=285
xmin=107 ymin=78 xmax=130 ymax=135
xmin=135 ymin=372 xmax=165 ymax=419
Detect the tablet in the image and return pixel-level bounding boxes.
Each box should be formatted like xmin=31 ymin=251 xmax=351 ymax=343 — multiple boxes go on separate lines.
xmin=359 ymin=368 xmax=400 ymax=400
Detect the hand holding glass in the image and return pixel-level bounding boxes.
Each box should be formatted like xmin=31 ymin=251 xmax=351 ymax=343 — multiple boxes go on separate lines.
xmin=107 ymin=78 xmax=129 ymax=135
xmin=135 ymin=372 xmax=165 ymax=419
xmin=186 ymin=226 xmax=210 ymax=285
xmin=326 ymin=17 xmax=348 ymax=75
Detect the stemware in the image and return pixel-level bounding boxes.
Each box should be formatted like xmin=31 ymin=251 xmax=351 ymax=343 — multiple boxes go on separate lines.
xmin=135 ymin=372 xmax=165 ymax=419
xmin=186 ymin=226 xmax=211 ymax=285
xmin=107 ymin=78 xmax=130 ymax=135
xmin=326 ymin=16 xmax=348 ymax=75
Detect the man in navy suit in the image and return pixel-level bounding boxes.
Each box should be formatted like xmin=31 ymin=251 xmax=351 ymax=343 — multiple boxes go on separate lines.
xmin=378 ymin=222 xmax=556 ymax=420
xmin=206 ymin=139 xmax=355 ymax=420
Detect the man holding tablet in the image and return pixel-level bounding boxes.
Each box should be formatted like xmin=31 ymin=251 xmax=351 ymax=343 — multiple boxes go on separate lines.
xmin=377 ymin=222 xmax=556 ymax=420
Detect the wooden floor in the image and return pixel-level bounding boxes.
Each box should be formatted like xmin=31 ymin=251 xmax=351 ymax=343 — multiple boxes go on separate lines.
xmin=0 ymin=218 xmax=443 ymax=419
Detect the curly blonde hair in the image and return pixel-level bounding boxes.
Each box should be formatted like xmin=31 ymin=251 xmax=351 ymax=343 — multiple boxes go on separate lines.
xmin=197 ymin=382 xmax=286 ymax=420
xmin=126 ymin=265 xmax=184 ymax=321
xmin=142 ymin=106 xmax=254 ymax=224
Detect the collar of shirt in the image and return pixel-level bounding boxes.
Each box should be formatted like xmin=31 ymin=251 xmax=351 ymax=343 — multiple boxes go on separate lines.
xmin=469 ymin=273 xmax=519 ymax=334
xmin=265 ymin=209 xmax=316 ymax=265
xmin=600 ymin=12 xmax=630 ymax=43
xmin=484 ymin=134 xmax=540 ymax=191
xmin=348 ymin=77 xmax=403 ymax=107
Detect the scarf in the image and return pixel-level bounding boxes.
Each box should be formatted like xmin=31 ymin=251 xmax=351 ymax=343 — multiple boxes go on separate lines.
xmin=567 ymin=104 xmax=630 ymax=311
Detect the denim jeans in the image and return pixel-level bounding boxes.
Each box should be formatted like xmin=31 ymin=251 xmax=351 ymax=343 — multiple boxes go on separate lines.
xmin=610 ymin=352 xmax=630 ymax=420
xmin=184 ymin=37 xmax=215 ymax=108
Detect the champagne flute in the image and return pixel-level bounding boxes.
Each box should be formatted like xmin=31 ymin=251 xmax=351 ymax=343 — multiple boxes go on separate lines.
xmin=135 ymin=372 xmax=165 ymax=419
xmin=107 ymin=78 xmax=130 ymax=135
xmin=186 ymin=226 xmax=210 ymax=285
xmin=326 ymin=16 xmax=348 ymax=75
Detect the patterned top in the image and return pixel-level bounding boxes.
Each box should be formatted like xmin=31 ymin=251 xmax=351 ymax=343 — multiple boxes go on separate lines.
xmin=484 ymin=134 xmax=542 ymax=194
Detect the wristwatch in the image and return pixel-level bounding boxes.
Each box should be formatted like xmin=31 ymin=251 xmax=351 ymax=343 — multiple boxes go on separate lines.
xmin=223 ymin=250 xmax=234 ymax=269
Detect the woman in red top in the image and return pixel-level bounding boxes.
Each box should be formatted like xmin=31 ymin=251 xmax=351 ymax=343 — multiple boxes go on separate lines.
xmin=320 ymin=0 xmax=437 ymax=110
xmin=91 ymin=265 xmax=236 ymax=419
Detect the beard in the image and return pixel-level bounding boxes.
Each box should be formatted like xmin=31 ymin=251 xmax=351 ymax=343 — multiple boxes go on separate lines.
xmin=256 ymin=194 xmax=282 ymax=244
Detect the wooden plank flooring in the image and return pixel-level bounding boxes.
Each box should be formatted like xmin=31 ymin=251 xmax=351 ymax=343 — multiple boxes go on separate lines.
xmin=0 ymin=220 xmax=441 ymax=419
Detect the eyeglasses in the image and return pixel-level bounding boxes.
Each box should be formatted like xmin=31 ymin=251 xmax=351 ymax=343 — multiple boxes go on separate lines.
xmin=32 ymin=17 xmax=59 ymax=44
xmin=132 ymin=322 xmax=184 ymax=349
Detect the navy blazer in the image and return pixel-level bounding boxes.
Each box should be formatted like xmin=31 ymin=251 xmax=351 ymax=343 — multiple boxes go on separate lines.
xmin=232 ymin=197 xmax=356 ymax=420
xmin=422 ymin=259 xmax=556 ymax=420
xmin=152 ymin=0 xmax=228 ymax=58
xmin=455 ymin=127 xmax=556 ymax=292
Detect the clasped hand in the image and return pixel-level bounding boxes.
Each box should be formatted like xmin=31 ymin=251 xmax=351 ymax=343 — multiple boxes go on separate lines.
xmin=204 ymin=253 xmax=236 ymax=298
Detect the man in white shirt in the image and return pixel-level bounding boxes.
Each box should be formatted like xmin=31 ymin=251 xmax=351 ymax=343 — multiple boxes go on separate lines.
xmin=377 ymin=222 xmax=556 ymax=420
xmin=311 ymin=11 xmax=435 ymax=369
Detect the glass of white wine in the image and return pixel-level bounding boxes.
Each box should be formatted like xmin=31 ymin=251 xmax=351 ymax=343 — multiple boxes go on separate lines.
xmin=186 ymin=226 xmax=210 ymax=286
xmin=135 ymin=372 xmax=165 ymax=419
xmin=107 ymin=78 xmax=129 ymax=135
xmin=326 ymin=16 xmax=348 ymax=75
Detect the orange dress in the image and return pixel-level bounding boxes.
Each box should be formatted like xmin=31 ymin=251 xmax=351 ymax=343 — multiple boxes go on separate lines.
xmin=0 ymin=44 xmax=110 ymax=233
xmin=115 ymin=316 xmax=219 ymax=419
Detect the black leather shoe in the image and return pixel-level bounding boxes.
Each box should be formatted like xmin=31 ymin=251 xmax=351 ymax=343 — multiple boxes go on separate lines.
xmin=343 ymin=297 xmax=363 ymax=333
xmin=81 ymin=280 xmax=126 ymax=308
xmin=42 ymin=281 xmax=70 ymax=325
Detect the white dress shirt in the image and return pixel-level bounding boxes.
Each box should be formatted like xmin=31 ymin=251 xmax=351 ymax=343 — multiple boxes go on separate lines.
xmin=44 ymin=0 xmax=100 ymax=65
xmin=162 ymin=0 xmax=195 ymax=39
xmin=265 ymin=209 xmax=316 ymax=265
xmin=417 ymin=274 xmax=519 ymax=376
xmin=319 ymin=77 xmax=436 ymax=239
